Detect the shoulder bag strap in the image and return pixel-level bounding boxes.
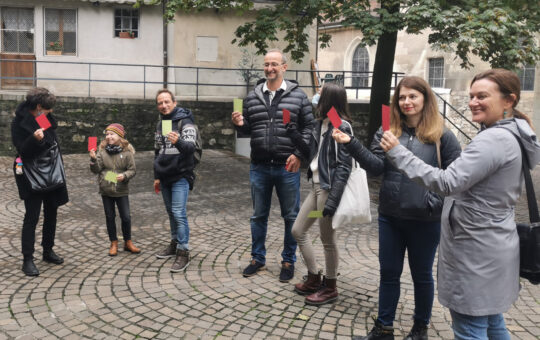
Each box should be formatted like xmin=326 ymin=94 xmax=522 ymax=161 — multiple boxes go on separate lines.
xmin=435 ymin=139 xmax=442 ymax=169
xmin=512 ymin=133 xmax=540 ymax=223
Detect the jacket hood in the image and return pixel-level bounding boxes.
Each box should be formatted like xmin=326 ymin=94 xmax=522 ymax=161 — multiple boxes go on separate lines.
xmin=493 ymin=118 xmax=540 ymax=169
xmin=160 ymin=106 xmax=193 ymax=121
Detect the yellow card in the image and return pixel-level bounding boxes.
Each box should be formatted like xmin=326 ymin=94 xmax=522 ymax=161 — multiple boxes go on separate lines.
xmin=162 ymin=120 xmax=172 ymax=136
xmin=105 ymin=171 xmax=118 ymax=183
xmin=308 ymin=210 xmax=323 ymax=218
xmin=233 ymin=98 xmax=243 ymax=113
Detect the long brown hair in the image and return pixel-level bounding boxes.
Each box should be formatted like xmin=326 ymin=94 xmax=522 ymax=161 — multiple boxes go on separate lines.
xmin=316 ymin=83 xmax=352 ymax=121
xmin=390 ymin=76 xmax=443 ymax=143
xmin=470 ymin=68 xmax=532 ymax=127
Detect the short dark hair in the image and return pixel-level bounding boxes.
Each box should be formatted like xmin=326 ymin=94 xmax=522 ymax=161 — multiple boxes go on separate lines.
xmin=155 ymin=88 xmax=176 ymax=103
xmin=26 ymin=87 xmax=56 ymax=110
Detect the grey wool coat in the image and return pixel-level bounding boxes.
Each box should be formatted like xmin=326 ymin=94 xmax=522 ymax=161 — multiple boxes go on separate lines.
xmin=387 ymin=118 xmax=540 ymax=316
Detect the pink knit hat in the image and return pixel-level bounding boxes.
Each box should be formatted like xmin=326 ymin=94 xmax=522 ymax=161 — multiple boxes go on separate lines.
xmin=105 ymin=123 xmax=125 ymax=138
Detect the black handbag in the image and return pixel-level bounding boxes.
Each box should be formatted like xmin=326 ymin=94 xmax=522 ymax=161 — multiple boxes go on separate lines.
xmin=23 ymin=142 xmax=66 ymax=193
xmin=514 ymin=134 xmax=540 ymax=285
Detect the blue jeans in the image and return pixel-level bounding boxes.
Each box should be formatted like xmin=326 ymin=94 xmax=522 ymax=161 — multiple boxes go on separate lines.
xmin=249 ymin=163 xmax=300 ymax=264
xmin=377 ymin=214 xmax=441 ymax=326
xmin=161 ymin=178 xmax=190 ymax=251
xmin=450 ymin=310 xmax=511 ymax=340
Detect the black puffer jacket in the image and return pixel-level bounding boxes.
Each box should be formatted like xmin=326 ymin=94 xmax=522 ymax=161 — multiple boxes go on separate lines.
xmin=11 ymin=102 xmax=69 ymax=204
xmin=346 ymin=126 xmax=461 ymax=221
xmin=236 ymin=79 xmax=315 ymax=164
xmin=306 ymin=120 xmax=353 ymax=212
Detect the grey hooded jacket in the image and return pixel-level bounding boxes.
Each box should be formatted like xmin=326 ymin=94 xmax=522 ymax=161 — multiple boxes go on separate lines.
xmin=386 ymin=118 xmax=540 ymax=316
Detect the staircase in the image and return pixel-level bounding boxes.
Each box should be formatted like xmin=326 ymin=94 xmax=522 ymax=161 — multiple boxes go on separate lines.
xmin=434 ymin=92 xmax=479 ymax=143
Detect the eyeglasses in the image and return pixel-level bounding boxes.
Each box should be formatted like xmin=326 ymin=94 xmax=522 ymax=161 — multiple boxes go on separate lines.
xmin=263 ymin=62 xmax=283 ymax=68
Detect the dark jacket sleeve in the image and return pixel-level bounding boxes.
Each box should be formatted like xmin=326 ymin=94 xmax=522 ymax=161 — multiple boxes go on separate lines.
xmin=286 ymin=123 xmax=310 ymax=160
xmin=11 ymin=119 xmax=46 ymax=160
xmin=293 ymin=95 xmax=315 ymax=161
xmin=344 ymin=128 xmax=385 ymax=176
xmin=324 ymin=123 xmax=353 ymax=212
xmin=174 ymin=122 xmax=196 ymax=155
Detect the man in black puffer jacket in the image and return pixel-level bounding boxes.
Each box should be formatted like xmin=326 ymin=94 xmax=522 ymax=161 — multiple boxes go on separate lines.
xmin=232 ymin=49 xmax=315 ymax=283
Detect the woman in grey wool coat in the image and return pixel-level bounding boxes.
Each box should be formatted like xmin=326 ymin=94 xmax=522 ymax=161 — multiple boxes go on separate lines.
xmin=380 ymin=69 xmax=540 ymax=339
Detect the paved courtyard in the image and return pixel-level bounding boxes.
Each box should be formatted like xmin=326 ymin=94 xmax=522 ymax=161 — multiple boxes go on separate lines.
xmin=0 ymin=149 xmax=538 ymax=340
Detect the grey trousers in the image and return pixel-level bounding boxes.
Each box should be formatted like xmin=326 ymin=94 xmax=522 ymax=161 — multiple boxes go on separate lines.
xmin=291 ymin=184 xmax=339 ymax=279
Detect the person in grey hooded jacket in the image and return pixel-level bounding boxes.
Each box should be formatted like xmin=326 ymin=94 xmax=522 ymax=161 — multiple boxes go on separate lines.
xmin=381 ymin=69 xmax=540 ymax=340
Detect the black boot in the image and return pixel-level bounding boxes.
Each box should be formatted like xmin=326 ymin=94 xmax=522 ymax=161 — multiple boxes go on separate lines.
xmin=43 ymin=249 xmax=64 ymax=264
xmin=352 ymin=319 xmax=394 ymax=340
xmin=403 ymin=320 xmax=428 ymax=340
xmin=22 ymin=258 xmax=39 ymax=276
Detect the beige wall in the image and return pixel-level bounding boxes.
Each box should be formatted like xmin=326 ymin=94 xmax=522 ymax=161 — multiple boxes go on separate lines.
xmin=170 ymin=9 xmax=317 ymax=100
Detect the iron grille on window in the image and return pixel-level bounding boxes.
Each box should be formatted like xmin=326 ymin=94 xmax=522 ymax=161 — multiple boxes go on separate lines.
xmin=1 ymin=7 xmax=34 ymax=54
xmin=352 ymin=46 xmax=369 ymax=88
xmin=45 ymin=8 xmax=77 ymax=55
xmin=518 ymin=64 xmax=535 ymax=91
xmin=114 ymin=8 xmax=139 ymax=38
xmin=428 ymin=58 xmax=444 ymax=88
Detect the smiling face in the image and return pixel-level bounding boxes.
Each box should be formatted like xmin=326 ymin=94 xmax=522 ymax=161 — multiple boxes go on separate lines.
xmin=263 ymin=51 xmax=287 ymax=83
xmin=156 ymin=92 xmax=177 ymax=116
xmin=398 ymin=86 xmax=425 ymax=122
xmin=105 ymin=131 xmax=121 ymax=145
xmin=469 ymin=78 xmax=514 ymax=126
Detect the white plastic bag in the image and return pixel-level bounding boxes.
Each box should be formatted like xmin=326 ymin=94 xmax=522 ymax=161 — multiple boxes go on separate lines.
xmin=332 ymin=163 xmax=372 ymax=229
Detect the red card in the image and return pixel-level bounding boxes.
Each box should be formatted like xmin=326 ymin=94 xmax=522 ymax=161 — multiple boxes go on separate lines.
xmin=36 ymin=114 xmax=51 ymax=130
xmin=327 ymin=106 xmax=342 ymax=129
xmin=382 ymin=104 xmax=390 ymax=131
xmin=283 ymin=109 xmax=290 ymax=124
xmin=88 ymin=137 xmax=97 ymax=151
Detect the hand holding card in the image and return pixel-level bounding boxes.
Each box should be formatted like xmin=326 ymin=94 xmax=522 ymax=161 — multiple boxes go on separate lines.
xmin=327 ymin=107 xmax=342 ymax=129
xmin=382 ymin=104 xmax=390 ymax=131
xmin=233 ymin=98 xmax=243 ymax=113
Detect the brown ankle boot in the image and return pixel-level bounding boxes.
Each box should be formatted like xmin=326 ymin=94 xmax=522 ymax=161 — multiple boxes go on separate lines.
xmin=124 ymin=240 xmax=140 ymax=254
xmin=305 ymin=277 xmax=338 ymax=305
xmin=109 ymin=241 xmax=118 ymax=256
xmin=294 ymin=272 xmax=321 ymax=295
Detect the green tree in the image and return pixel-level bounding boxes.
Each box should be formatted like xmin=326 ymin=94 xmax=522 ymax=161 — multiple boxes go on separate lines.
xmin=139 ymin=0 xmax=540 ymax=141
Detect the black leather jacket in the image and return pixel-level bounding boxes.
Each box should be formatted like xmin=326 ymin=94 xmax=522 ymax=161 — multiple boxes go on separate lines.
xmin=346 ymin=126 xmax=461 ymax=221
xmin=304 ymin=120 xmax=353 ymax=212
xmin=235 ymin=79 xmax=315 ymax=164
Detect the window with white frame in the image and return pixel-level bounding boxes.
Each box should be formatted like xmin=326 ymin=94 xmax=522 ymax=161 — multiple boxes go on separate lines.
xmin=518 ymin=64 xmax=535 ymax=91
xmin=352 ymin=45 xmax=369 ymax=88
xmin=1 ymin=7 xmax=34 ymax=54
xmin=428 ymin=58 xmax=444 ymax=88
xmin=114 ymin=8 xmax=139 ymax=38
xmin=45 ymin=8 xmax=77 ymax=55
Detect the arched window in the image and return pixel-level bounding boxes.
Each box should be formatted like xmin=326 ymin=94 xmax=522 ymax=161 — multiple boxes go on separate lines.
xmin=352 ymin=45 xmax=369 ymax=88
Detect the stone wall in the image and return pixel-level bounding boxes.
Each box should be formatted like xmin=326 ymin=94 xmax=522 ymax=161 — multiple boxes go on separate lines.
xmin=0 ymin=94 xmax=370 ymax=157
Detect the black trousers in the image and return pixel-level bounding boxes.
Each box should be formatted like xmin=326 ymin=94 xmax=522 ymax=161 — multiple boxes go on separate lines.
xmin=101 ymin=195 xmax=131 ymax=242
xmin=22 ymin=195 xmax=58 ymax=259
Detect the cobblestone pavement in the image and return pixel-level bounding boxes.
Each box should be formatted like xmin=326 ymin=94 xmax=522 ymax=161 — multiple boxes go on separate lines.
xmin=0 ymin=150 xmax=538 ymax=340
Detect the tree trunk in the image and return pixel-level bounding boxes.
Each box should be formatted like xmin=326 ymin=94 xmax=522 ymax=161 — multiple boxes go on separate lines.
xmin=367 ymin=1 xmax=399 ymax=144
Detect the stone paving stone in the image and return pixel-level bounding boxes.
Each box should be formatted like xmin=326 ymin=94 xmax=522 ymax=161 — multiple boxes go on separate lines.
xmin=0 ymin=150 xmax=538 ymax=339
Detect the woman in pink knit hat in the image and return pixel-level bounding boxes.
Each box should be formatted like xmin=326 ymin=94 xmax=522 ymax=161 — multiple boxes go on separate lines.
xmin=89 ymin=123 xmax=140 ymax=256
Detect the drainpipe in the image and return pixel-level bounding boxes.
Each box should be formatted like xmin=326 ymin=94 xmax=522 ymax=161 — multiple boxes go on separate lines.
xmin=162 ymin=0 xmax=168 ymax=88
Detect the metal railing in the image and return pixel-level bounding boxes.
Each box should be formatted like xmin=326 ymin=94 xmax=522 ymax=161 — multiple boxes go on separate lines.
xmin=0 ymin=58 xmax=407 ymax=100
xmin=434 ymin=92 xmax=479 ymax=142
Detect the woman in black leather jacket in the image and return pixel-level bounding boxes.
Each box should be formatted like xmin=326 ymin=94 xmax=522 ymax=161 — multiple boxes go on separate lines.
xmin=333 ymin=76 xmax=461 ymax=340
xmin=289 ymin=83 xmax=352 ymax=306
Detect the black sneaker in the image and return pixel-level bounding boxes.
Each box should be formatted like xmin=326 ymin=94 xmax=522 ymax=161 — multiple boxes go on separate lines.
xmin=156 ymin=240 xmax=177 ymax=259
xmin=279 ymin=262 xmax=294 ymax=282
xmin=242 ymin=259 xmax=265 ymax=277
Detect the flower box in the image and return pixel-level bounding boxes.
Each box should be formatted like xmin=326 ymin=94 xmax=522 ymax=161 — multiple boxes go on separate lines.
xmin=119 ymin=32 xmax=134 ymax=39
xmin=46 ymin=50 xmax=62 ymax=56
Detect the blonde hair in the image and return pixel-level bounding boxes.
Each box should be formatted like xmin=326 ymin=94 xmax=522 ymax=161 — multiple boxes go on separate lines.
xmin=390 ymin=76 xmax=443 ymax=144
xmin=99 ymin=137 xmax=132 ymax=151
